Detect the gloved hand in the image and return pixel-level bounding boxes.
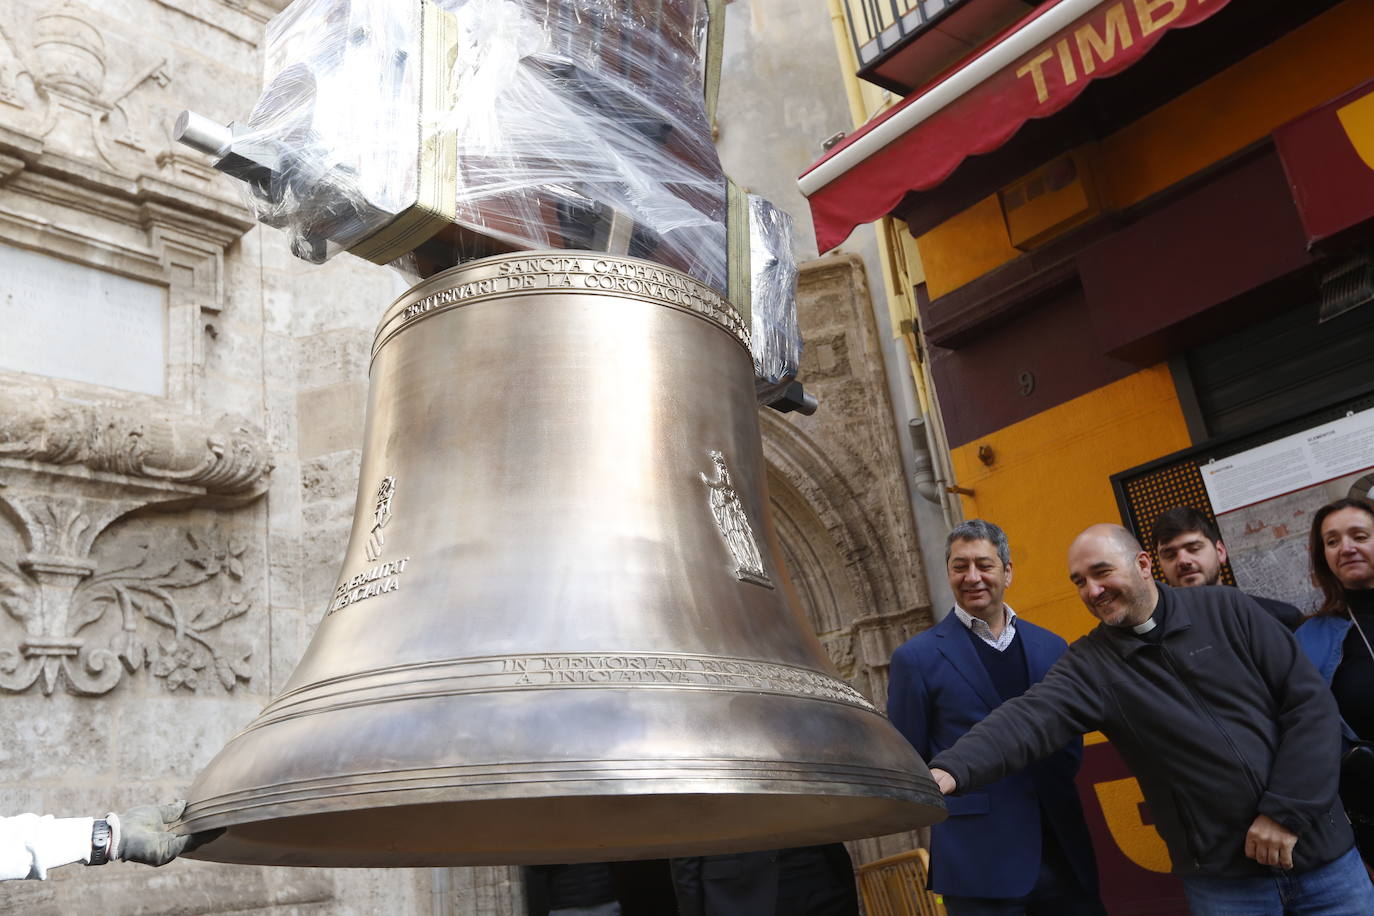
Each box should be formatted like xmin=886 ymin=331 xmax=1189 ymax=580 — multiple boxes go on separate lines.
xmin=116 ymin=801 xmax=222 ymax=867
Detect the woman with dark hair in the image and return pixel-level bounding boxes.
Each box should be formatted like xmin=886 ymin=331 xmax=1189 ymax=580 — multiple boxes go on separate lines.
xmin=1296 ymin=496 xmax=1374 ymax=868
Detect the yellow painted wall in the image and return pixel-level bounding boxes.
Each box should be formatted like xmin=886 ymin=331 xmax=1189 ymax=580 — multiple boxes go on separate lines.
xmin=949 ymin=366 xmax=1192 ymax=642
xmin=914 ymin=5 xmax=1374 ymax=640
xmin=1099 ymin=1 xmax=1374 ymax=209
xmin=916 ymin=195 xmax=1021 ymax=300
xmin=915 ymin=1 xmax=1374 ymax=301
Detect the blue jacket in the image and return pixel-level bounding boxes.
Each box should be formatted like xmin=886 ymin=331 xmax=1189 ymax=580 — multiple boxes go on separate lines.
xmin=1295 ymin=614 xmax=1359 ymax=743
xmin=887 ymin=611 xmax=1099 ymax=899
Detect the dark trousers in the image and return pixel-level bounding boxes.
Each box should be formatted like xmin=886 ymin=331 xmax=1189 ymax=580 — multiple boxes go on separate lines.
xmin=671 ymin=851 xmax=778 ymax=916
xmin=671 ymin=844 xmax=858 ymax=916
xmin=777 ymin=844 xmax=858 ymax=916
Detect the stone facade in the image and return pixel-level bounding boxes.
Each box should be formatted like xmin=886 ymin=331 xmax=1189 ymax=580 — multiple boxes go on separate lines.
xmin=764 ymin=255 xmax=935 ymax=867
xmin=768 ymin=256 xmax=932 ymax=712
xmin=0 ymin=0 xmax=515 ymax=911
xmin=0 ymin=0 xmax=932 ymax=912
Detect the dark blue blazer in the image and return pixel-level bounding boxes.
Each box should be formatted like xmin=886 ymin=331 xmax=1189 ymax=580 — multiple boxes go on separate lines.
xmin=887 ymin=611 xmax=1099 ymax=899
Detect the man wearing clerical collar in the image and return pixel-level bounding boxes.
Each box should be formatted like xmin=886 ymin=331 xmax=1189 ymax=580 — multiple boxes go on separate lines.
xmin=887 ymin=520 xmax=1103 ymax=915
xmin=928 ymin=524 xmax=1373 ymax=915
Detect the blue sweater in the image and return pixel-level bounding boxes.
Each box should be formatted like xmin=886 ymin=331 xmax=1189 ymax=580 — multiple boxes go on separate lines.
xmin=1295 ymin=614 xmax=1360 ymax=743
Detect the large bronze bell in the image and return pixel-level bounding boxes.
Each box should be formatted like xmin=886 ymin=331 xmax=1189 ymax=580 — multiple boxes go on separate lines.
xmin=180 ymin=253 xmax=944 ymax=866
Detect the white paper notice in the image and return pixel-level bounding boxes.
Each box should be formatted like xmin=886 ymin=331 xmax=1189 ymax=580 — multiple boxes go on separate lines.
xmin=1202 ymin=408 xmax=1374 ymax=514
xmin=0 ymin=243 xmax=167 ymax=396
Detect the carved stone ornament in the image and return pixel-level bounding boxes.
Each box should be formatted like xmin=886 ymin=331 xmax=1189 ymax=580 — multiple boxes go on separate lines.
xmin=701 ymin=450 xmax=772 ymax=588
xmin=0 ymin=385 xmax=273 ymax=696
xmin=21 ymin=2 xmax=172 ymax=170
xmin=0 ymin=1 xmax=254 ymax=237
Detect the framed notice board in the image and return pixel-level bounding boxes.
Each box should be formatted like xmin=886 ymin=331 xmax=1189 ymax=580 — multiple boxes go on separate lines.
xmin=1112 ymin=389 xmax=1374 ymax=612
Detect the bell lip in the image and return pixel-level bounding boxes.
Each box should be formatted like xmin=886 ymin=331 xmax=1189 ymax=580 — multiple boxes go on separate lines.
xmin=180 ymin=760 xmax=941 ymax=826
xmin=372 ymin=249 xmax=750 ymax=363
xmin=177 ymin=784 xmax=947 ymax=867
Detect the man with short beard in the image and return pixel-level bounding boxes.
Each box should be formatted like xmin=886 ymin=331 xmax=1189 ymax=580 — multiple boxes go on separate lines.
xmin=926 ymin=524 xmax=1373 ymax=915
xmin=1150 ymin=506 xmax=1302 ymax=630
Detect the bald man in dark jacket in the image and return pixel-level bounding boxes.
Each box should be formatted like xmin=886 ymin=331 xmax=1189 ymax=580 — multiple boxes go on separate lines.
xmin=929 ymin=525 xmax=1372 ymax=915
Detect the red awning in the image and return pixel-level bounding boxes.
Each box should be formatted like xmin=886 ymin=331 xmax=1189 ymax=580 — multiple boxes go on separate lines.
xmin=800 ymin=0 xmax=1233 ymax=253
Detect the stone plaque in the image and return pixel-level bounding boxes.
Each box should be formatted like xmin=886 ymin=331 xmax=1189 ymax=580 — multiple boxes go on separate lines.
xmin=0 ymin=244 xmax=167 ymax=395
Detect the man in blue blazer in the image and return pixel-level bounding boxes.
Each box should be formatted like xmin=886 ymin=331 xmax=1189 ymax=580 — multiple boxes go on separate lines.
xmin=888 ymin=519 xmax=1103 ymax=915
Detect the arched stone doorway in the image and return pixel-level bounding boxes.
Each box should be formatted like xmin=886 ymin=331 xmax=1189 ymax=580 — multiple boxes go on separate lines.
xmin=759 ymin=255 xmax=935 ymax=710
xmin=758 ymin=255 xmax=939 ymax=863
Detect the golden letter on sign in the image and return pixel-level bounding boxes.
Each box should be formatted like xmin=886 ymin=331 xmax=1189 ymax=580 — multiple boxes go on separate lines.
xmin=1133 ymin=0 xmax=1186 ymax=37
xmin=1075 ymin=3 xmax=1135 ymax=76
xmin=1055 ymin=38 xmax=1078 ymax=87
xmin=1015 ymin=49 xmax=1056 ymax=104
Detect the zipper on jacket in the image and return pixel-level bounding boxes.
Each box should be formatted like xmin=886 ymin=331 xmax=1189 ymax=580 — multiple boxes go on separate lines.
xmin=1160 ymin=646 xmax=1265 ymax=796
xmin=1173 ymin=790 xmax=1204 ymax=870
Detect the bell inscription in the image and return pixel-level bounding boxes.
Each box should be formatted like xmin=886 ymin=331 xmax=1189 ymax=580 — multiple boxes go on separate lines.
xmin=387 ymin=254 xmax=748 ymax=351
xmin=329 ymin=557 xmax=410 ymax=614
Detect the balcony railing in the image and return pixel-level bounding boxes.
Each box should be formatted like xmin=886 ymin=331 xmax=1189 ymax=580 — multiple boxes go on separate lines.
xmin=843 ymin=0 xmax=1042 ymax=95
xmin=846 ymin=0 xmax=951 ymax=67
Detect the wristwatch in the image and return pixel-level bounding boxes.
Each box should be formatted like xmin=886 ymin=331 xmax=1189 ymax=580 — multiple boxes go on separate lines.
xmin=89 ymin=818 xmax=113 ymax=866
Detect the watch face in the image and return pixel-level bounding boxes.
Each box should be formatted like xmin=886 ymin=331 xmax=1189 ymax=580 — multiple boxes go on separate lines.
xmin=90 ymin=820 xmax=112 ymax=863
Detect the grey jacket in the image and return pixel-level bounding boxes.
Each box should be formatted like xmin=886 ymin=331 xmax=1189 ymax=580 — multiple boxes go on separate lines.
xmin=930 ymin=584 xmax=1352 ymax=877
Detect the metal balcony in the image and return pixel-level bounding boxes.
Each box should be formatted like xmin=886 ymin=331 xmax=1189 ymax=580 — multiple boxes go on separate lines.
xmin=845 ymin=0 xmax=1045 ymax=95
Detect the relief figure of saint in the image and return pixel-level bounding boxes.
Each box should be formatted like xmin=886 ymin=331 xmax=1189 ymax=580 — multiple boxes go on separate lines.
xmin=701 ymin=450 xmax=770 ymax=587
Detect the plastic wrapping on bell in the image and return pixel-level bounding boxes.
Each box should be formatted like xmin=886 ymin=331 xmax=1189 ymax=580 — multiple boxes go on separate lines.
xmin=747 ymin=194 xmax=802 ymax=405
xmin=206 ymin=0 xmax=728 ymax=292
xmin=231 ymin=0 xmax=429 ymax=264
xmin=410 ymin=0 xmax=727 ymax=289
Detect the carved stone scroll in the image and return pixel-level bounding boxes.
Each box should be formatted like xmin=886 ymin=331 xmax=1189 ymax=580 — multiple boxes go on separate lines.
xmin=0 ymin=385 xmax=272 ymax=696
xmin=0 ymin=385 xmax=272 ymax=497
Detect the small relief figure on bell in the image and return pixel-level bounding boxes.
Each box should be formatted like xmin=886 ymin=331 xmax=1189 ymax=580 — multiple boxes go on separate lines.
xmin=701 ymin=450 xmax=772 ymax=588
xmin=365 ymin=475 xmax=397 ymax=561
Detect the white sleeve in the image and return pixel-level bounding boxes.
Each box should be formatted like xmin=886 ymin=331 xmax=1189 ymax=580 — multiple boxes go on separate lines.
xmin=0 ymin=814 xmax=95 ymax=880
